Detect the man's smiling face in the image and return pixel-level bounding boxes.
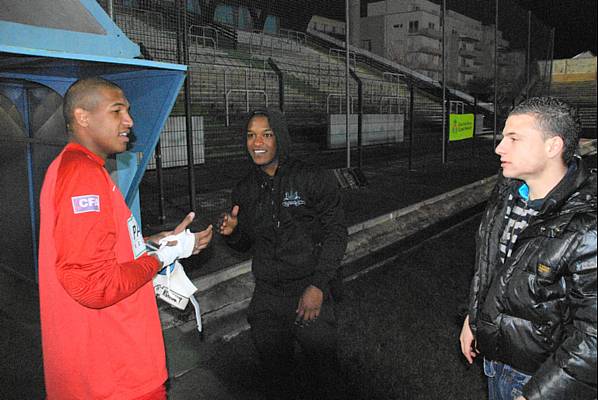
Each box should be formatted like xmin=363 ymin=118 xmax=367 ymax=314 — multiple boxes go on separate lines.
xmin=77 ymin=87 xmax=133 ymax=160
xmin=246 ymin=115 xmax=278 ymax=176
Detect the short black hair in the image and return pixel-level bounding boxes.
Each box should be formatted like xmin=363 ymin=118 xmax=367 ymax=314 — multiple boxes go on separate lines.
xmin=63 ymin=77 xmax=122 ymax=129
xmin=510 ymin=97 xmax=581 ymax=163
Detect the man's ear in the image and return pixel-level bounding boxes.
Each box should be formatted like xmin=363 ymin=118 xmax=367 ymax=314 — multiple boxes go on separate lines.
xmin=546 ymin=135 xmax=564 ymax=159
xmin=73 ymin=107 xmax=89 ymax=128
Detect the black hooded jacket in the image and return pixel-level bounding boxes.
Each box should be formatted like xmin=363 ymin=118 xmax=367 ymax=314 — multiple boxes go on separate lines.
xmin=468 ymin=158 xmax=597 ymax=400
xmin=225 ymin=109 xmax=348 ymax=296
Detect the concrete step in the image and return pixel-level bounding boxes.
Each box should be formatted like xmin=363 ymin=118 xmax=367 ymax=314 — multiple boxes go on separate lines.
xmin=157 ymin=175 xmax=499 ymax=336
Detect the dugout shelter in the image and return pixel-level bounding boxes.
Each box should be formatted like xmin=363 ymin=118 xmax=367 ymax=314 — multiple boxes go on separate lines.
xmin=0 ymin=0 xmax=186 ymax=282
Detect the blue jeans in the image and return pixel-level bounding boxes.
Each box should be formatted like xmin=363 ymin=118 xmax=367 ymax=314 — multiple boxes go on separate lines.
xmin=484 ymin=358 xmax=532 ymax=400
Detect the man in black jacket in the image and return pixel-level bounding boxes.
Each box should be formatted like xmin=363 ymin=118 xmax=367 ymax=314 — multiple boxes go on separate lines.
xmin=219 ymin=109 xmax=348 ymax=398
xmin=460 ymin=97 xmax=596 ymax=400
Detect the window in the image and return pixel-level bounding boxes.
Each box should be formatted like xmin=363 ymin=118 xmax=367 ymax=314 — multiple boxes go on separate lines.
xmin=362 ymin=39 xmax=372 ymax=51
xmin=186 ymin=0 xmax=200 ymax=14
xmin=238 ymin=6 xmax=252 ymax=30
xmin=408 ymin=20 xmax=419 ymax=33
xmin=214 ymin=4 xmax=234 ymax=26
xmin=393 ymin=24 xmax=403 ymax=28
xmin=428 ymin=22 xmax=435 ymax=30
xmin=264 ymin=15 xmax=279 ymax=34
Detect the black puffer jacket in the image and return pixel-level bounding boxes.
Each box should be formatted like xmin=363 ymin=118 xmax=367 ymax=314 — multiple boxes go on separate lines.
xmin=468 ymin=158 xmax=597 ymax=400
xmin=225 ymin=109 xmax=348 ymax=296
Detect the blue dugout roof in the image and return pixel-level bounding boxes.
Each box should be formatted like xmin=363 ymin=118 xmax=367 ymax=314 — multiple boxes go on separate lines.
xmin=0 ymin=0 xmax=187 ymax=209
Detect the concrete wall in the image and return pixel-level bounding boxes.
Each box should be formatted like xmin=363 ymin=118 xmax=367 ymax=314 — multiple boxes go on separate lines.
xmin=360 ymin=15 xmax=385 ymax=56
xmin=548 ymin=57 xmax=597 ymax=82
xmin=327 ymin=113 xmax=404 ymax=149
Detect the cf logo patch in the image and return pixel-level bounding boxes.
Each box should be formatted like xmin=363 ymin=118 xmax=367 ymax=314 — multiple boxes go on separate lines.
xmin=72 ymin=195 xmax=100 ymax=214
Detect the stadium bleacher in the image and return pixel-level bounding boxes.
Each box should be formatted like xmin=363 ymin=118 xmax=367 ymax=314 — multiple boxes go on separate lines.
xmin=109 ymin=3 xmax=460 ymax=162
xmin=550 ymin=80 xmax=597 ymax=136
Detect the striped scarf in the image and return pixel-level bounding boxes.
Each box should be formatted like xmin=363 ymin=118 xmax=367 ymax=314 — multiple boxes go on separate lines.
xmin=499 ymin=187 xmax=540 ymax=264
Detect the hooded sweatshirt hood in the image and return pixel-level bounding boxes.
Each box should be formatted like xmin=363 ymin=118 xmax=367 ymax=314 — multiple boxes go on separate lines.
xmin=243 ymin=108 xmax=292 ymax=166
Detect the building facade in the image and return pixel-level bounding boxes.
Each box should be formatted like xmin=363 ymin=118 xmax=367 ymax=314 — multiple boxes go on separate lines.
xmin=361 ymin=0 xmax=524 ymax=89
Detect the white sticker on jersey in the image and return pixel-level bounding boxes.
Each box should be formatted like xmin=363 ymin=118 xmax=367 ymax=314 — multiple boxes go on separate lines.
xmin=127 ymin=215 xmax=146 ymax=259
xmin=72 ymin=195 xmax=100 ymax=214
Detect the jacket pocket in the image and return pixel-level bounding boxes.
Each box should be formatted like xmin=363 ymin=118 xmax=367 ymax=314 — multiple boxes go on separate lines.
xmin=535 ymin=262 xmax=558 ymax=286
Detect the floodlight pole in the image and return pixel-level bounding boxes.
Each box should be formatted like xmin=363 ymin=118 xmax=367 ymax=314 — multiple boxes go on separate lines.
xmin=526 ymin=10 xmax=531 ymax=98
xmin=345 ymin=0 xmax=351 ymax=169
xmin=441 ymin=0 xmax=447 ymax=164
xmin=493 ymin=0 xmax=498 ymax=149
xmin=547 ymin=28 xmax=555 ymax=96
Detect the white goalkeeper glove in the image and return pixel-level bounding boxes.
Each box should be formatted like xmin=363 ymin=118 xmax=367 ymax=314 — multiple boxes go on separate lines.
xmin=152 ymin=261 xmax=203 ymax=333
xmin=153 ymin=229 xmax=195 ymax=266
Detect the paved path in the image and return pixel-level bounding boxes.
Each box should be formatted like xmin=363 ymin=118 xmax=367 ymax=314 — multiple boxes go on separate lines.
xmin=166 ymin=215 xmax=487 ymax=400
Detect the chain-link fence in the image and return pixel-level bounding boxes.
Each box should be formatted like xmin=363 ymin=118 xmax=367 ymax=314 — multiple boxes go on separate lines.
xmin=95 ymin=0 xmax=554 ymax=229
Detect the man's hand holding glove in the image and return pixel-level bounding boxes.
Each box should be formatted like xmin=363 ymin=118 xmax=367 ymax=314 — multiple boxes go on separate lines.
xmin=145 ymin=212 xmax=214 ymax=334
xmin=153 ymin=229 xmax=195 ymax=266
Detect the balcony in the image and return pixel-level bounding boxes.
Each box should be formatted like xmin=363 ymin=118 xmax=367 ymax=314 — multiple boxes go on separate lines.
xmin=459 ymin=33 xmax=480 ymax=43
xmin=459 ymin=64 xmax=477 ymax=73
xmin=408 ymin=45 xmax=441 ymax=55
xmin=408 ymin=27 xmax=441 ymax=40
xmin=459 ymin=48 xmax=477 ymax=58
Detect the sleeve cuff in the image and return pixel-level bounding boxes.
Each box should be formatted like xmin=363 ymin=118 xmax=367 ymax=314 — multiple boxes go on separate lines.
xmin=310 ymin=272 xmax=331 ymax=293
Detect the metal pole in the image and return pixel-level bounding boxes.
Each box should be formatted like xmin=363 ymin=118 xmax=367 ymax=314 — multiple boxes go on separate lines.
xmin=408 ymin=82 xmax=414 ymax=171
xmin=358 ymin=81 xmax=362 ymax=169
xmin=267 ymin=58 xmax=284 ymax=112
xmin=107 ymin=0 xmax=114 ymax=20
xmin=493 ymin=0 xmax=498 ymax=149
xmin=176 ymin=2 xmax=183 ymax=64
xmin=182 ymin=0 xmax=196 ymax=212
xmin=441 ymin=0 xmax=446 ymax=164
xmin=349 ymin=69 xmax=363 ymax=169
xmin=155 ymin=140 xmax=166 ymax=224
xmin=526 ymin=10 xmax=531 ymax=98
xmin=472 ymin=97 xmax=477 ymax=159
xmin=345 ymin=0 xmax=351 ymax=169
xmin=547 ymin=28 xmax=555 ymax=96
xmin=245 ymin=69 xmax=249 ymax=112
xmin=23 ymin=89 xmax=39 ymax=279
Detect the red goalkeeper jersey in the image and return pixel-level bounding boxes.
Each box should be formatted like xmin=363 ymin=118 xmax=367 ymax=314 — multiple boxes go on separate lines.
xmin=38 ymin=143 xmax=166 ymax=399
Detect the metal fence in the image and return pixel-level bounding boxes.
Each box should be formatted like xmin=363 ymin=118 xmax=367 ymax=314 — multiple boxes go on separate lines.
xmin=95 ymin=0 xmax=554 ymax=229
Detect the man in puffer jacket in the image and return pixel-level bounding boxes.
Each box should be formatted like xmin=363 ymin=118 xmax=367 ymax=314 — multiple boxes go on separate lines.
xmin=460 ymin=97 xmax=596 ymax=400
xmin=218 ymin=108 xmax=348 ymax=398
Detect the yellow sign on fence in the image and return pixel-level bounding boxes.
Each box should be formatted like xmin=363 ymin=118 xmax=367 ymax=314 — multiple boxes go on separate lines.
xmin=449 ymin=113 xmax=474 ymax=141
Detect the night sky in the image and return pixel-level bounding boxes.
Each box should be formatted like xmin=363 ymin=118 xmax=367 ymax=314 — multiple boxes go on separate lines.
xmin=317 ymin=0 xmax=597 ymax=59
xmin=516 ymin=0 xmax=596 ymax=58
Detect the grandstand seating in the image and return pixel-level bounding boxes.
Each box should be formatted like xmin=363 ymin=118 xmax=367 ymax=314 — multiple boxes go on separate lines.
xmin=112 ymin=6 xmax=463 ymax=162
xmin=549 ymin=80 xmax=597 ymax=135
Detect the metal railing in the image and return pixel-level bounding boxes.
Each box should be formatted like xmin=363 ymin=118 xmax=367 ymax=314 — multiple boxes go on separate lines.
xmin=327 ymin=93 xmax=355 ymax=114
xmin=188 ymin=25 xmax=219 ymax=48
xmin=91 ymin=0 xmax=552 ymax=230
xmin=225 ymin=89 xmax=269 ymax=126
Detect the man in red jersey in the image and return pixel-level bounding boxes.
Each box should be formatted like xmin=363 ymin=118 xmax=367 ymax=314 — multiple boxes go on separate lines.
xmin=38 ymin=77 xmax=213 ymax=399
